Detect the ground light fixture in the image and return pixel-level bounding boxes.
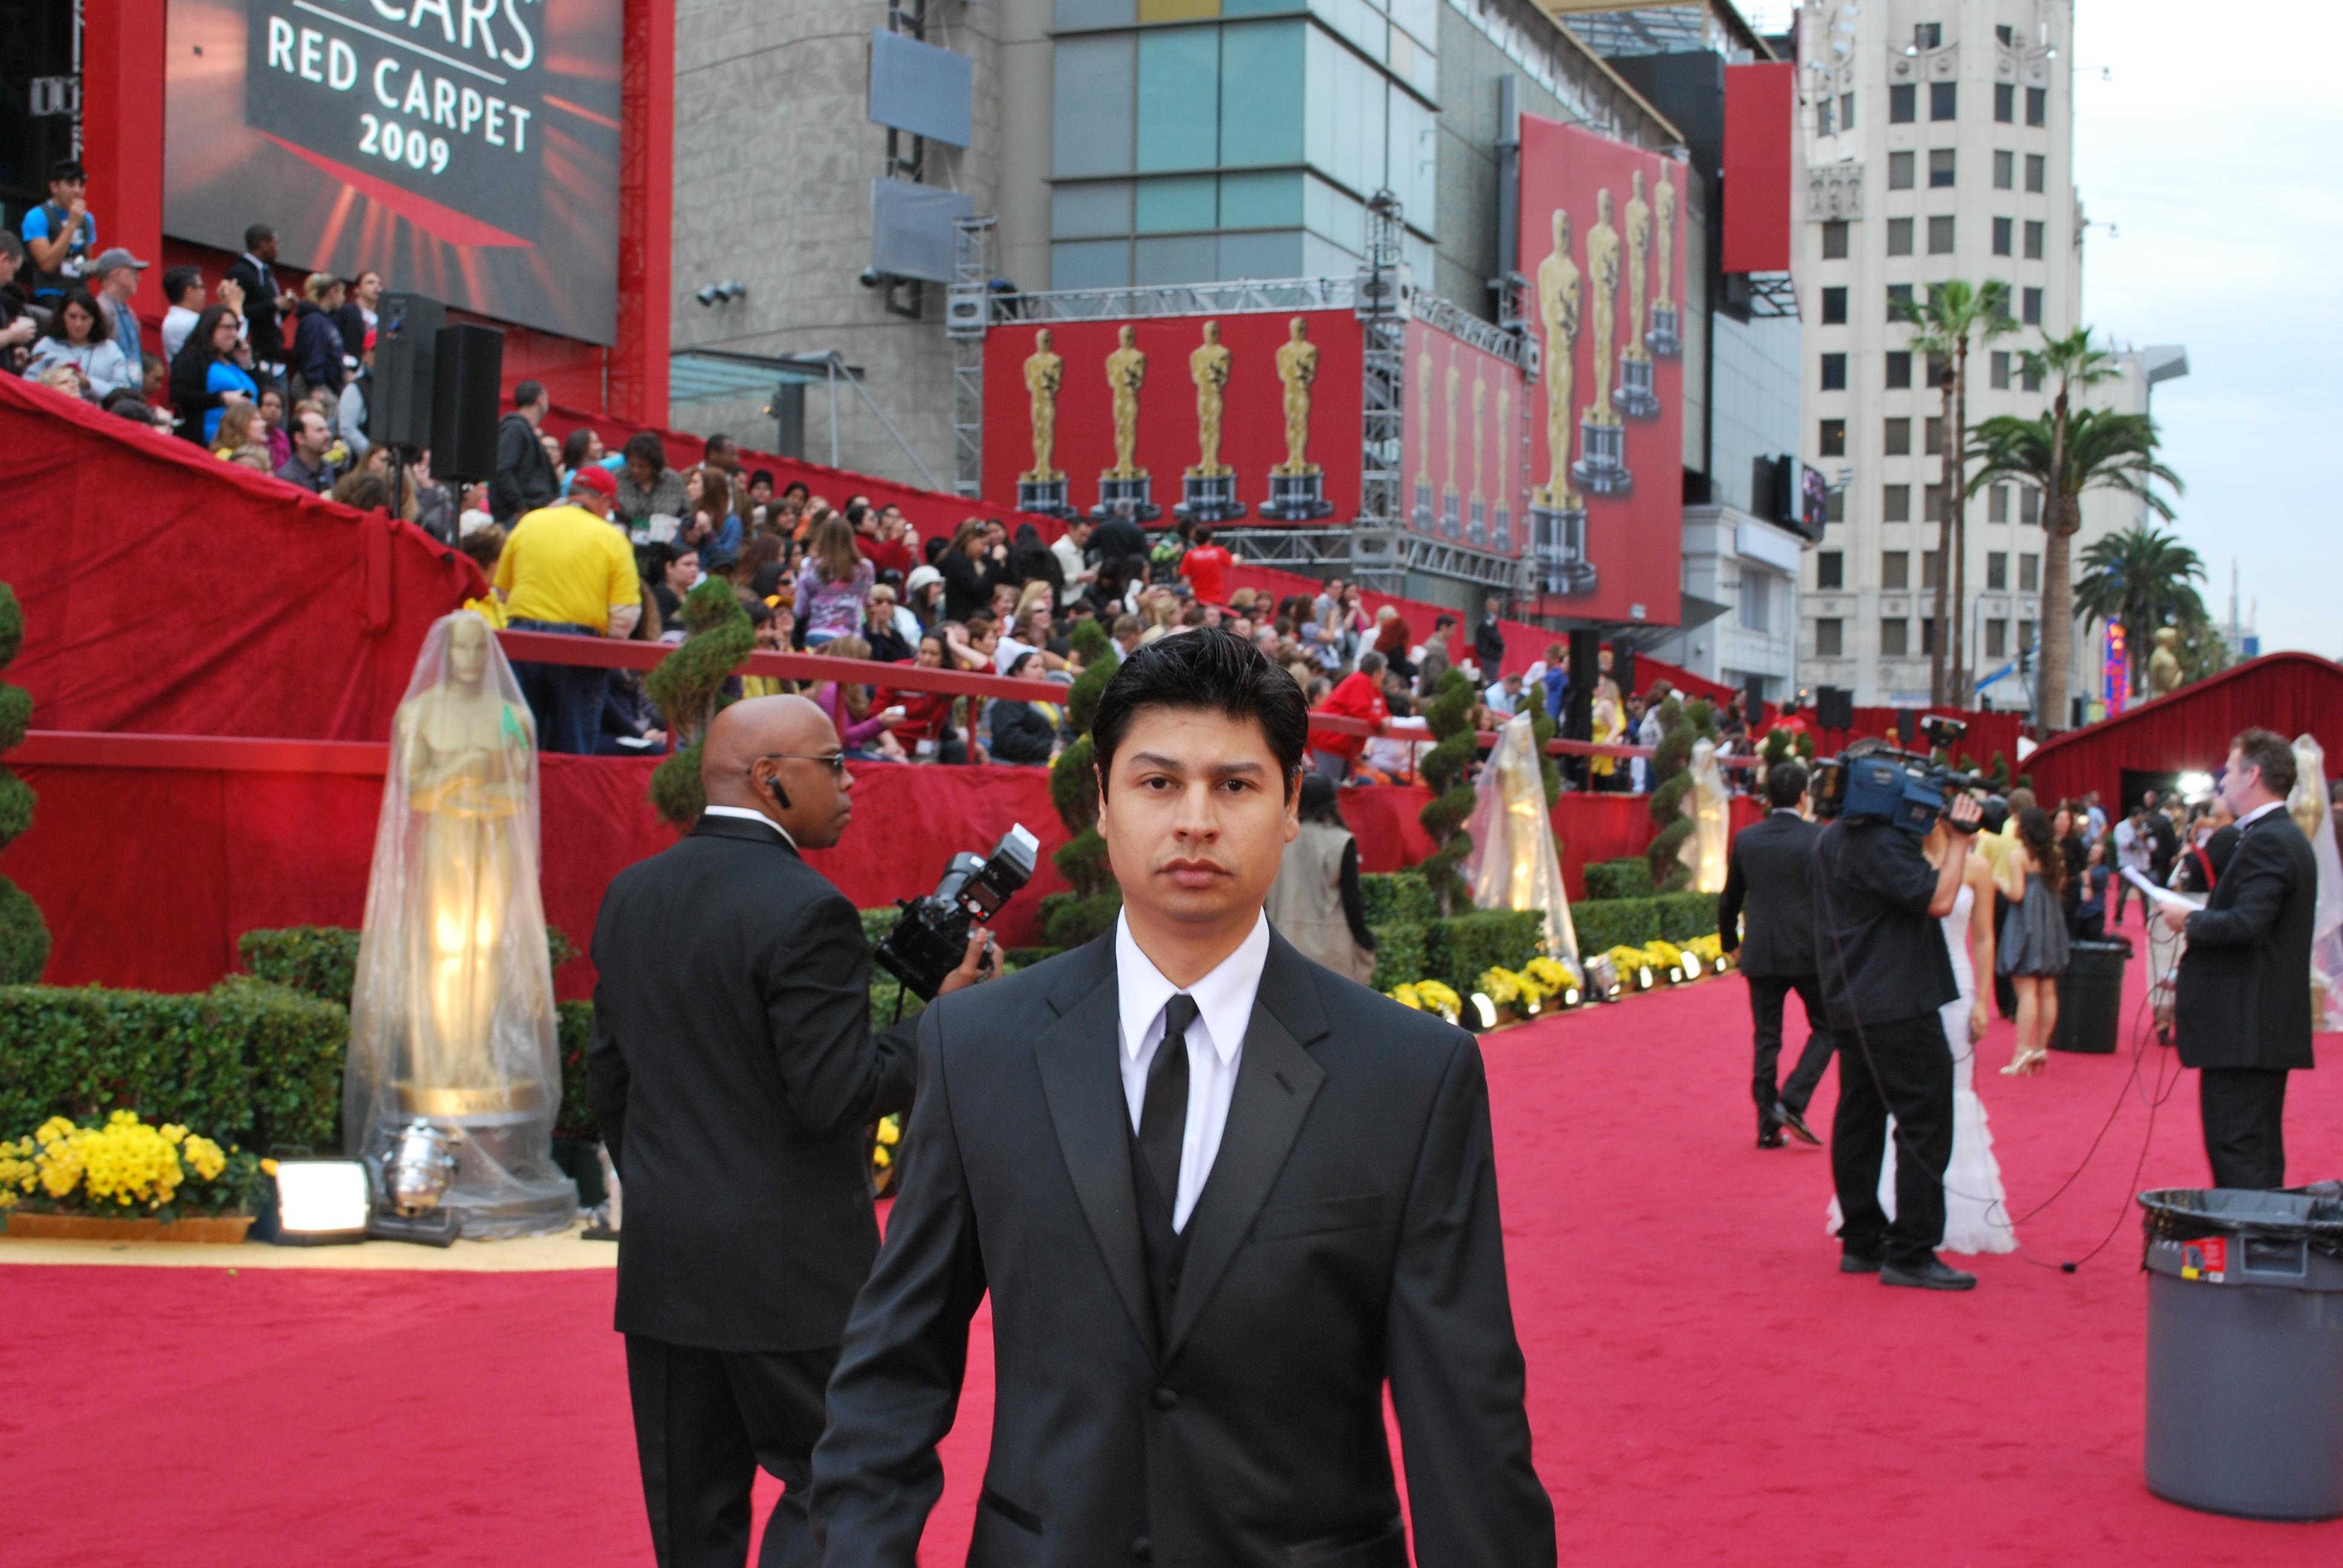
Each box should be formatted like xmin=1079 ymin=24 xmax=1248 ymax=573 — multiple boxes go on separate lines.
xmin=1469 ymin=992 xmax=1499 ymax=1030
xmin=1584 ymin=954 xmax=1620 ymax=1001
xmin=257 ymin=1160 xmax=370 ymax=1245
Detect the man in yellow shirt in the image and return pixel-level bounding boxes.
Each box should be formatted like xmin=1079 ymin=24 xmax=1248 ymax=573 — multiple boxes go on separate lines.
xmin=494 ymin=465 xmax=643 ymax=754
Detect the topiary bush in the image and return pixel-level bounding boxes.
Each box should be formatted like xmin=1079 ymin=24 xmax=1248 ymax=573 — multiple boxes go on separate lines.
xmin=1415 ymin=668 xmax=1480 ymax=913
xmin=1582 ymin=858 xmax=1655 ymax=902
xmin=0 ymin=583 xmax=49 ymax=984
xmin=646 ymin=580 xmax=758 ymax=829
xmin=1360 ymin=870 xmax=1438 ymax=928
xmin=1645 ymin=695 xmax=1716 ymax=893
xmin=1041 ymin=619 xmax=1123 ymax=949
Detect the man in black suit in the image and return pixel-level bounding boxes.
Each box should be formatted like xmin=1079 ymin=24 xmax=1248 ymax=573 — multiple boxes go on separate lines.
xmin=224 ymin=224 xmax=299 ymax=381
xmin=2164 ymin=728 xmax=2319 ymax=1189
xmin=589 ymin=695 xmax=995 ymax=1567
xmin=1719 ymin=760 xmax=1830 ymax=1148
xmin=813 ymin=631 xmax=1555 ymax=1567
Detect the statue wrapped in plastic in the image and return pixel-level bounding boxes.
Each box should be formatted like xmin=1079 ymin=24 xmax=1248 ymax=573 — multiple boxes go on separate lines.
xmin=1461 ymin=713 xmax=1579 ymax=962
xmin=1676 ymin=736 xmax=1730 ymax=894
xmin=2287 ymin=734 xmax=2343 ymax=1031
xmin=344 ymin=612 xmax=578 ymax=1238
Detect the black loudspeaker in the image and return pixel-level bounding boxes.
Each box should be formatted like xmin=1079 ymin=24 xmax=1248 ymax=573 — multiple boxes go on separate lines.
xmin=1896 ymin=708 xmax=1918 ymax=746
xmin=369 ymin=292 xmax=445 ymax=448
xmin=1611 ymin=646 xmax=1636 ymax=699
xmin=429 ymin=324 xmax=505 ymax=482
xmin=1743 ymin=674 xmax=1767 ymax=725
xmin=1815 ymin=685 xmax=1855 ymax=730
xmin=1565 ymin=627 xmax=1601 ymax=741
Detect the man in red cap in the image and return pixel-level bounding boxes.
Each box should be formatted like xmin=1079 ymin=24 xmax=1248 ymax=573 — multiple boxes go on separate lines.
xmin=494 ymin=462 xmax=643 ymax=753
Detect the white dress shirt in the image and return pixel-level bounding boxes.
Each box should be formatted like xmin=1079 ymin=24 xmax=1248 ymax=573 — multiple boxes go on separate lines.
xmin=2236 ymin=800 xmax=2286 ymax=834
xmin=701 ymin=803 xmax=798 ymax=851
xmin=1115 ymin=908 xmax=1270 ymax=1233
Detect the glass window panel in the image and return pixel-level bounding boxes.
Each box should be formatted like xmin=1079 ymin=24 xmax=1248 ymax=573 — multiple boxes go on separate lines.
xmin=1816 ymin=618 xmax=1844 ymax=656
xmin=1885 ymin=350 xmax=1912 ymax=388
xmin=1300 ymin=229 xmax=1362 ymax=275
xmin=1994 ymin=82 xmax=2014 ymax=123
xmin=1821 ymin=286 xmax=1847 ymax=324
xmin=1225 ymin=0 xmax=1299 ymax=11
xmin=1220 ymin=170 xmax=1303 ymax=228
xmin=1819 ymin=353 xmax=1846 ymax=391
xmin=2024 ymin=219 xmax=2045 ymax=260
xmin=1990 ymin=351 xmax=2011 ymax=390
xmin=1881 ymin=620 xmax=1908 ymax=656
xmin=1217 ymin=227 xmax=1305 ymax=279
xmin=1386 ymin=87 xmax=1436 ymax=234
xmin=1136 ymin=174 xmax=1217 ymax=232
xmin=1054 ymin=37 xmax=1136 ymax=178
xmin=1818 ymin=418 xmax=1846 ymax=457
xmin=1057 ymin=0 xmax=1137 ymax=25
xmin=1988 ymin=483 xmax=2009 ymax=521
xmin=1221 ymin=21 xmax=1306 ymax=166
xmin=1888 ymin=151 xmax=1915 ymax=189
xmin=1137 ymin=28 xmax=1221 ymax=171
xmin=1928 ymin=215 xmax=1955 ymax=253
xmin=1930 ymin=82 xmax=1956 ymax=120
xmin=1389 ymin=0 xmax=1437 ymax=48
xmin=1886 ymin=217 xmax=1913 ymax=256
xmin=1883 ymin=486 xmax=1910 ymax=524
xmin=1309 ymin=0 xmax=1386 ymax=64
xmin=1928 ymin=148 xmax=1956 ymax=188
xmin=1303 ymin=174 xmax=1366 ymax=253
xmin=2027 ymin=86 xmax=2047 ymax=126
xmin=1884 ymin=417 xmax=1910 ymax=455
xmin=1889 ymin=83 xmax=1915 ymax=122
xmin=1881 ymin=549 xmax=1909 ymax=587
xmin=1135 ymin=234 xmax=1219 ymax=284
xmin=1052 ymin=238 xmax=1133 ymax=290
xmin=1052 ymin=181 xmax=1135 ymax=238
xmin=1991 ymin=216 xmax=2013 ymax=256
xmin=2025 ymin=152 xmax=2046 ymax=192
xmin=1817 ymin=550 xmax=1844 ymax=589
xmin=1987 ymin=551 xmax=2008 ymax=589
xmin=1994 ymin=149 xmax=2014 ymax=189
xmin=1821 ymin=220 xmax=1849 ymax=259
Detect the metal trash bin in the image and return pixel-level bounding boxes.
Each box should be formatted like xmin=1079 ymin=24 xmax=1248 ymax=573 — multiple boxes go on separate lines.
xmin=2139 ymin=1186 xmax=2343 ymax=1520
xmin=2048 ymin=936 xmax=2131 ymax=1054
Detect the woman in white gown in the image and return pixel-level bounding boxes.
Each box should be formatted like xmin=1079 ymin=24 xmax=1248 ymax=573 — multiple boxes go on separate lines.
xmin=1831 ymin=822 xmax=2016 ymax=1253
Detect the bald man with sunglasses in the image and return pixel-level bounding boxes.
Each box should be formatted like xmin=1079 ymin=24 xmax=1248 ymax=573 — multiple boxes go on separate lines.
xmin=589 ymin=696 xmax=997 ymax=1567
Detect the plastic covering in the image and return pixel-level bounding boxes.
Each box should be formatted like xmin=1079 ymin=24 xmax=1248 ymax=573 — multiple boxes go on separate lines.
xmin=1676 ymin=737 xmax=1731 ymax=894
xmin=1461 ymin=714 xmax=1579 ymax=962
xmin=344 ymin=613 xmax=577 ymax=1238
xmin=2288 ymin=734 xmax=2343 ymax=1031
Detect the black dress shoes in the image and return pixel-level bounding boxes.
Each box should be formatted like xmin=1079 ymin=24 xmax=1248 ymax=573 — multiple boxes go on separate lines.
xmin=1881 ymin=1256 xmax=1977 ymax=1290
xmin=1757 ymin=1127 xmax=1786 ymax=1149
xmin=1774 ymin=1102 xmax=1821 ymax=1146
xmin=1838 ymin=1250 xmax=1881 ymax=1274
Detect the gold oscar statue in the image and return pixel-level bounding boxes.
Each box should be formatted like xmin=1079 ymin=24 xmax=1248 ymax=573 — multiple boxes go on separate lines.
xmin=1106 ymin=324 xmax=1148 ymax=480
xmin=1535 ymin=208 xmax=1581 ymax=509
xmin=1468 ymin=370 xmax=1488 ymax=545
xmin=1584 ymin=188 xmax=1620 ymax=428
xmin=394 ymin=615 xmax=537 ymax=1117
xmin=1614 ymin=171 xmax=1659 ymax=420
xmin=2148 ymin=626 xmax=2183 ymax=697
xmin=1187 ymin=319 xmax=1233 ymax=478
xmin=1440 ymin=344 xmax=1462 ymax=537
xmin=1272 ymin=316 xmax=1321 ymax=476
xmin=1648 ymin=162 xmax=1682 ymax=356
xmin=1493 ymin=381 xmax=1514 ymax=551
xmin=1414 ymin=343 xmax=1435 ymax=528
xmin=1021 ymin=328 xmax=1064 ymax=483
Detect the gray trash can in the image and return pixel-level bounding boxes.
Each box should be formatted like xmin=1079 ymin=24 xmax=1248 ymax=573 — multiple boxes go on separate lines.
xmin=2048 ymin=936 xmax=2131 ymax=1054
xmin=2139 ymin=1186 xmax=2343 ymax=1520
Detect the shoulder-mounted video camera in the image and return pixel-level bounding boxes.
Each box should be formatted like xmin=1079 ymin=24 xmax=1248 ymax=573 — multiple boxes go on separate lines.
xmin=1810 ymin=716 xmax=2008 ymax=837
xmin=874 ymin=825 xmax=1040 ymax=999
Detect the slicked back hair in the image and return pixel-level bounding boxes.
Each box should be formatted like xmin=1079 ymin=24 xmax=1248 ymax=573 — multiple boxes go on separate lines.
xmin=1093 ymin=629 xmax=1308 ymax=800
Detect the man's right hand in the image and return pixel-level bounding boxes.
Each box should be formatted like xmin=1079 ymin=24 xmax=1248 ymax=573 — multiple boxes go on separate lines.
xmin=936 ymin=927 xmax=999 ymax=995
xmin=1944 ymin=793 xmax=1984 ymax=834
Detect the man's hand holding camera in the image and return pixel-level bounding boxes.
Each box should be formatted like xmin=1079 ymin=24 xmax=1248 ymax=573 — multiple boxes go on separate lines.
xmin=1944 ymin=792 xmax=1984 ymax=835
xmin=937 ymin=927 xmax=1000 ymax=995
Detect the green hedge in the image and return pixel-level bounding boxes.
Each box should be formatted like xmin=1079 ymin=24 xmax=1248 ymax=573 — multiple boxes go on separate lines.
xmin=240 ymin=925 xmax=579 ymax=1004
xmin=1367 ymin=909 xmax=1545 ymax=997
xmin=0 ymin=979 xmax=348 ymax=1152
xmin=1367 ymin=921 xmax=1429 ymax=994
xmin=1570 ymin=891 xmax=1722 ymax=956
xmin=1582 ymin=858 xmax=1656 ymax=901
xmin=1360 ymin=871 xmax=1440 ymax=928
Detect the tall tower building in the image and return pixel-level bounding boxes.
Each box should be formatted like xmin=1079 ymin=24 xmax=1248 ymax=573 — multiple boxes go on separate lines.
xmin=1791 ymin=0 xmax=2164 ymax=719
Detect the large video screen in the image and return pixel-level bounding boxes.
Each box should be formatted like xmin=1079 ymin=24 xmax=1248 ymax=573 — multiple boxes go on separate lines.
xmin=163 ymin=0 xmax=622 ymax=344
xmin=1518 ymin=116 xmax=1687 ymax=627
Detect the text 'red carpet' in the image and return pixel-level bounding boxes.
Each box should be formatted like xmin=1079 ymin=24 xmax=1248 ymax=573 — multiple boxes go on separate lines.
xmin=7 ymin=923 xmax=2338 ymax=1565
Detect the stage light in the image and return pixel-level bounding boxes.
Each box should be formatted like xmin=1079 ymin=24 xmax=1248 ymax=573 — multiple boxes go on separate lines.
xmin=259 ymin=1160 xmax=370 ymax=1246
xmin=1636 ymin=964 xmax=1654 ymax=990
xmin=1681 ymin=956 xmax=1701 ymax=983
xmin=1469 ymin=992 xmax=1498 ymax=1030
xmin=1584 ymin=955 xmax=1620 ymax=1001
xmin=2177 ymin=771 xmax=2215 ymax=799
xmin=1713 ymin=955 xmax=1729 ymax=975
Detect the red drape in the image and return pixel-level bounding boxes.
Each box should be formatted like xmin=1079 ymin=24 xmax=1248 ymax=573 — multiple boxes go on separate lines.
xmin=0 ymin=374 xmax=482 ymax=740
xmin=2020 ymin=652 xmax=2343 ymax=805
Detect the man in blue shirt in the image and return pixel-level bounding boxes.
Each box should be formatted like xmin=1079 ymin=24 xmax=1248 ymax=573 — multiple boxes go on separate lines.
xmin=21 ymin=158 xmax=96 ymax=301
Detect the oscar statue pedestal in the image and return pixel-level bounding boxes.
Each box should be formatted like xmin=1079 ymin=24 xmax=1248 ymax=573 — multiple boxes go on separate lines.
xmin=1647 ymin=304 xmax=1682 ymax=359
xmin=1491 ymin=503 xmax=1514 ymax=557
xmin=1467 ymin=497 xmax=1487 ymax=548
xmin=1262 ymin=470 xmax=1334 ymax=520
xmin=1090 ymin=474 xmax=1161 ymax=523
xmin=1616 ymin=354 xmax=1659 ymax=420
xmin=1017 ymin=477 xmax=1076 ymax=520
xmin=1571 ymin=417 xmax=1633 ymax=497
xmin=1175 ymin=472 xmax=1247 ymax=523
xmin=1413 ymin=477 xmax=1435 ymax=532
xmin=1530 ymin=500 xmax=1598 ymax=596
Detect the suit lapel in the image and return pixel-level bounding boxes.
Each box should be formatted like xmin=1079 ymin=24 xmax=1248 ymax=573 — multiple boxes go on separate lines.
xmin=1030 ymin=939 xmax=1158 ymax=1356
xmin=1164 ymin=935 xmax=1329 ymax=1360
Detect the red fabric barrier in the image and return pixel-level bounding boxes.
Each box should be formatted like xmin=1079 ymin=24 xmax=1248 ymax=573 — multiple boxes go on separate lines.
xmin=0 ymin=374 xmax=482 ymax=740
xmin=2019 ymin=652 xmax=2343 ymax=806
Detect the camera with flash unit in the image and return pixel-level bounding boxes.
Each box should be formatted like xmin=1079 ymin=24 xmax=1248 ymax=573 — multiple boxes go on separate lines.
xmin=1810 ymin=717 xmax=2008 ymax=837
xmin=874 ymin=825 xmax=1040 ymax=999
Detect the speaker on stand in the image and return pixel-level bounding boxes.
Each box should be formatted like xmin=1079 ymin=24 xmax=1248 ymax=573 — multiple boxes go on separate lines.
xmin=367 ymin=293 xmax=444 ymax=450
xmin=429 ymin=324 xmax=505 ymax=484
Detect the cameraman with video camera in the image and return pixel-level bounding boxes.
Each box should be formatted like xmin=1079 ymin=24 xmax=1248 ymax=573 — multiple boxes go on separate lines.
xmin=1812 ymin=739 xmax=1987 ymax=1291
xmin=588 ymin=694 xmax=997 ymax=1567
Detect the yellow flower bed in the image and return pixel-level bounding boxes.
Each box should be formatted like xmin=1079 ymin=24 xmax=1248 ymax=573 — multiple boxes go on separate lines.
xmin=2 ymin=1111 xmax=249 ymax=1215
xmin=1387 ymin=980 xmax=1464 ymax=1024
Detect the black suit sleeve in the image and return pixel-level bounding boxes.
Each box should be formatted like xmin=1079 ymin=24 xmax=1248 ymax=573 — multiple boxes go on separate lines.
xmin=2185 ymin=835 xmax=2292 ymax=950
xmin=586 ymin=901 xmax=631 ymax=1175
xmin=1718 ymin=839 xmax=1748 ymax=955
xmin=811 ymin=1009 xmax=987 ymax=1568
xmin=1339 ymin=837 xmax=1377 ymax=951
xmin=764 ymin=892 xmax=919 ymax=1139
xmin=491 ymin=417 xmax=532 ymax=520
xmin=1387 ymin=1031 xmax=1558 ymax=1566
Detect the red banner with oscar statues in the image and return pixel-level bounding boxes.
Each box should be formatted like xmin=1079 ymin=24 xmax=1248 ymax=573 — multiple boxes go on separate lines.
xmin=1518 ymin=116 xmax=1686 ymax=626
xmin=981 ymin=310 xmax=1362 ymax=529
xmin=1401 ymin=319 xmax=1530 ymax=560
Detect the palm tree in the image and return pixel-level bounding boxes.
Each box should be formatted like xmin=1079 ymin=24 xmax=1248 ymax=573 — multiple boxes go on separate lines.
xmin=1968 ymin=398 xmax=2182 ymax=728
xmin=1895 ymin=279 xmax=2011 ymax=706
xmin=2073 ymin=523 xmax=2209 ymax=695
xmin=1990 ymin=328 xmax=2115 ymax=727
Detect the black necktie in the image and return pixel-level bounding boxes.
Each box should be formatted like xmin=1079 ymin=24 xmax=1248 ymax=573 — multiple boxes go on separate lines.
xmin=1140 ymin=995 xmax=1198 ymax=1230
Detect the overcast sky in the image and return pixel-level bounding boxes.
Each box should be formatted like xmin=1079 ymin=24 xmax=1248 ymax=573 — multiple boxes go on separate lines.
xmin=2069 ymin=0 xmax=2340 ymax=656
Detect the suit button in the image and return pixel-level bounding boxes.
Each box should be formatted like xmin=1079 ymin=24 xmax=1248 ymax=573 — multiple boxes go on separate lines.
xmin=1152 ymin=1386 xmax=1179 ymax=1411
xmin=1131 ymin=1536 xmax=1153 ymax=1561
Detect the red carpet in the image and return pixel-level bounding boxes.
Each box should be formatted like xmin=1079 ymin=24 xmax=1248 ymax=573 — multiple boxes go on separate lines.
xmin=8 ymin=923 xmax=2338 ymax=1565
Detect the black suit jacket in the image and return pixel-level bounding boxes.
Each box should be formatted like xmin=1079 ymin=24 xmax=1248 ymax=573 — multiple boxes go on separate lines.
xmin=2175 ymin=809 xmax=2318 ymax=1072
xmin=225 ymin=255 xmax=287 ymax=365
xmin=588 ymin=814 xmax=917 ymax=1351
xmin=1718 ymin=810 xmax=1820 ymax=977
xmin=811 ymin=932 xmax=1555 ymax=1568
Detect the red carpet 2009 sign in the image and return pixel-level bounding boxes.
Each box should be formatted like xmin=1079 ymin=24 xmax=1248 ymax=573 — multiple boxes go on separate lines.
xmin=163 ymin=0 xmax=623 ymax=344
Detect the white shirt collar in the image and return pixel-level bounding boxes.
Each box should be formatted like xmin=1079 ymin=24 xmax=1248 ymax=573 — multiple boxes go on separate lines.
xmin=1115 ymin=909 xmax=1270 ymax=1070
xmin=700 ymin=803 xmax=797 ymax=851
xmin=2236 ymin=800 xmax=2286 ymax=832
